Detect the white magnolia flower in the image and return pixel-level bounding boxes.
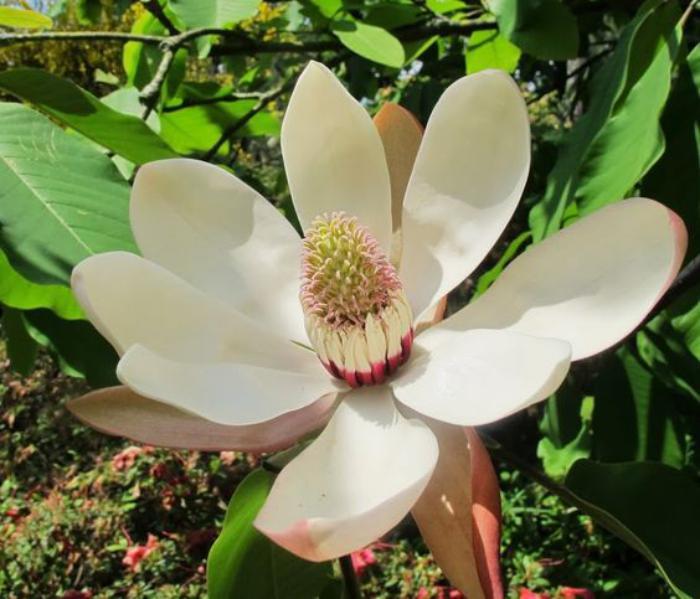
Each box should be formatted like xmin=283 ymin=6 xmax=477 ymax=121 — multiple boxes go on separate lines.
xmin=70 ymin=62 xmax=686 ymax=565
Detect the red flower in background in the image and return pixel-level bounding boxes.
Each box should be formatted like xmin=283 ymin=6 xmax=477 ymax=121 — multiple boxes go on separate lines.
xmin=122 ymin=534 xmax=159 ymax=571
xmin=520 ymin=589 xmax=550 ymax=599
xmin=560 ymin=588 xmax=594 ymax=599
xmin=350 ymin=547 xmax=377 ymax=577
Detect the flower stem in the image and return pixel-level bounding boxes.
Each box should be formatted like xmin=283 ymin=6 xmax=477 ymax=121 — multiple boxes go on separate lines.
xmin=339 ymin=554 xmax=362 ymax=599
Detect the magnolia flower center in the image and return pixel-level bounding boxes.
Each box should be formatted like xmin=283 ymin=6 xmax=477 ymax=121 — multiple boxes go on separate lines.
xmin=301 ymin=212 xmax=413 ymax=387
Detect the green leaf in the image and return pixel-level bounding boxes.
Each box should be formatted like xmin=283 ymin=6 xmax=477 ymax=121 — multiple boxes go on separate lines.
xmin=0 ymin=6 xmax=52 ymax=30
xmin=473 ymin=231 xmax=530 ymax=297
xmin=207 ymin=469 xmax=333 ymax=599
xmin=0 ymin=103 xmax=136 ymax=286
xmin=489 ymin=0 xmax=578 ymax=60
xmin=160 ymin=86 xmax=280 ymax=155
xmin=529 ymin=0 xmax=680 ymax=240
xmin=425 ymin=0 xmax=465 ymax=15
xmin=0 ymin=249 xmax=83 ymax=320
xmin=538 ymin=381 xmax=593 ymax=480
xmin=331 ymin=19 xmax=405 ymax=68
xmin=642 ymin=43 xmax=700 ymax=258
xmin=169 ymin=0 xmax=260 ymax=28
xmin=23 ymin=309 xmax=119 ymax=388
xmin=1 ymin=308 xmax=38 ymax=376
xmin=76 ymin=0 xmax=102 ymax=25
xmin=466 ymin=30 xmax=521 ymax=75
xmin=592 ymin=347 xmax=686 ymax=468
xmin=0 ymin=69 xmax=177 ymax=164
xmin=565 ymin=460 xmax=700 ymax=599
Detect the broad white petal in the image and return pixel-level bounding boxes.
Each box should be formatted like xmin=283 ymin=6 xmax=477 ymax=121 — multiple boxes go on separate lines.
xmin=282 ymin=61 xmax=392 ymax=251
xmin=68 ymin=385 xmax=337 ymax=453
xmin=254 ymin=386 xmax=438 ymax=561
xmin=117 ymin=345 xmax=341 ymax=426
xmin=400 ymin=70 xmax=530 ymax=319
xmin=131 ymin=159 xmax=306 ymax=343
xmin=71 ymin=251 xmax=317 ymax=372
xmin=426 ymin=199 xmax=687 ymax=360
xmin=391 ymin=329 xmax=571 ymax=426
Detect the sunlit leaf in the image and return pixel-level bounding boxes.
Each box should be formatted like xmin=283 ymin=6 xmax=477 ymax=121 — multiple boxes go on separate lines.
xmin=466 ymin=30 xmax=521 ymax=75
xmin=0 ymin=6 xmax=52 ymax=30
xmin=207 ymin=469 xmax=333 ymax=599
xmin=529 ymin=0 xmax=680 ymax=240
xmin=0 ymin=103 xmax=136 ymax=286
xmin=169 ymin=0 xmax=260 ymax=28
xmin=331 ymin=19 xmax=405 ymax=68
xmin=0 ymin=69 xmax=177 ymax=164
xmin=0 ymin=249 xmax=83 ymax=320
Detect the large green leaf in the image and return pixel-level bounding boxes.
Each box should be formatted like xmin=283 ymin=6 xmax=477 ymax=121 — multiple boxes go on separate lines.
xmin=0 ymin=103 xmax=136 ymax=286
xmin=565 ymin=460 xmax=700 ymax=599
xmin=0 ymin=69 xmax=177 ymax=164
xmin=0 ymin=6 xmax=52 ymax=30
xmin=489 ymin=0 xmax=578 ymax=60
xmin=23 ymin=309 xmax=119 ymax=388
xmin=466 ymin=30 xmax=521 ymax=75
xmin=207 ymin=469 xmax=333 ymax=599
xmin=1 ymin=308 xmax=39 ymax=376
xmin=592 ymin=348 xmax=686 ymax=468
xmin=331 ymin=19 xmax=405 ymax=68
xmin=169 ymin=0 xmax=260 ymax=28
xmin=529 ymin=0 xmax=680 ymax=240
xmin=0 ymin=249 xmax=82 ymax=320
xmin=643 ymin=43 xmax=700 ymax=258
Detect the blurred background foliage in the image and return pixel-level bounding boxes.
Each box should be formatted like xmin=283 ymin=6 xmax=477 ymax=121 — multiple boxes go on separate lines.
xmin=0 ymin=0 xmax=699 ymax=597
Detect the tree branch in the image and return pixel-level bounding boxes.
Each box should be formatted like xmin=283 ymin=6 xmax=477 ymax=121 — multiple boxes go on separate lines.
xmin=143 ymin=0 xmax=180 ymax=35
xmin=202 ymin=82 xmax=292 ymax=161
xmin=0 ymin=20 xmax=496 ymax=54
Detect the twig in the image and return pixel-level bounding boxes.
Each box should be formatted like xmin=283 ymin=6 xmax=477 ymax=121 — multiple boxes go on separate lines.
xmin=139 ymin=47 xmax=176 ymax=119
xmin=0 ymin=21 xmax=496 ymax=54
xmin=163 ymin=90 xmax=279 ymax=112
xmin=143 ymin=0 xmax=180 ymax=35
xmin=202 ymin=83 xmax=291 ymax=160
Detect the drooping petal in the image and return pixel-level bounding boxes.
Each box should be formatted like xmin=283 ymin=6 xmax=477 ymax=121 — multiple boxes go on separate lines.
xmin=72 ymin=251 xmax=317 ymax=372
xmin=68 ymin=386 xmax=337 ymax=453
xmin=282 ymin=61 xmax=392 ymax=252
xmin=399 ymin=70 xmax=530 ymax=319
xmin=131 ymin=159 xmax=306 ymax=343
xmin=254 ymin=386 xmax=439 ymax=561
xmin=116 ymin=344 xmax=342 ymax=426
xmin=373 ymin=103 xmax=423 ymax=265
xmin=427 ymin=199 xmax=687 ymax=360
xmin=466 ymin=427 xmax=504 ymax=599
xmin=391 ymin=329 xmax=571 ymax=426
xmin=411 ymin=419 xmax=487 ymax=599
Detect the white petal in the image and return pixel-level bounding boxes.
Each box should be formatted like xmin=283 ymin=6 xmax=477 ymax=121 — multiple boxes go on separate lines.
xmin=282 ymin=61 xmax=392 ymax=251
xmin=425 ymin=198 xmax=687 ymax=360
xmin=391 ymin=329 xmax=571 ymax=426
xmin=71 ymin=251 xmax=318 ymax=372
xmin=254 ymin=386 xmax=439 ymax=561
xmin=400 ymin=70 xmax=530 ymax=319
xmin=131 ymin=158 xmax=306 ymax=343
xmin=117 ymin=344 xmax=341 ymax=426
